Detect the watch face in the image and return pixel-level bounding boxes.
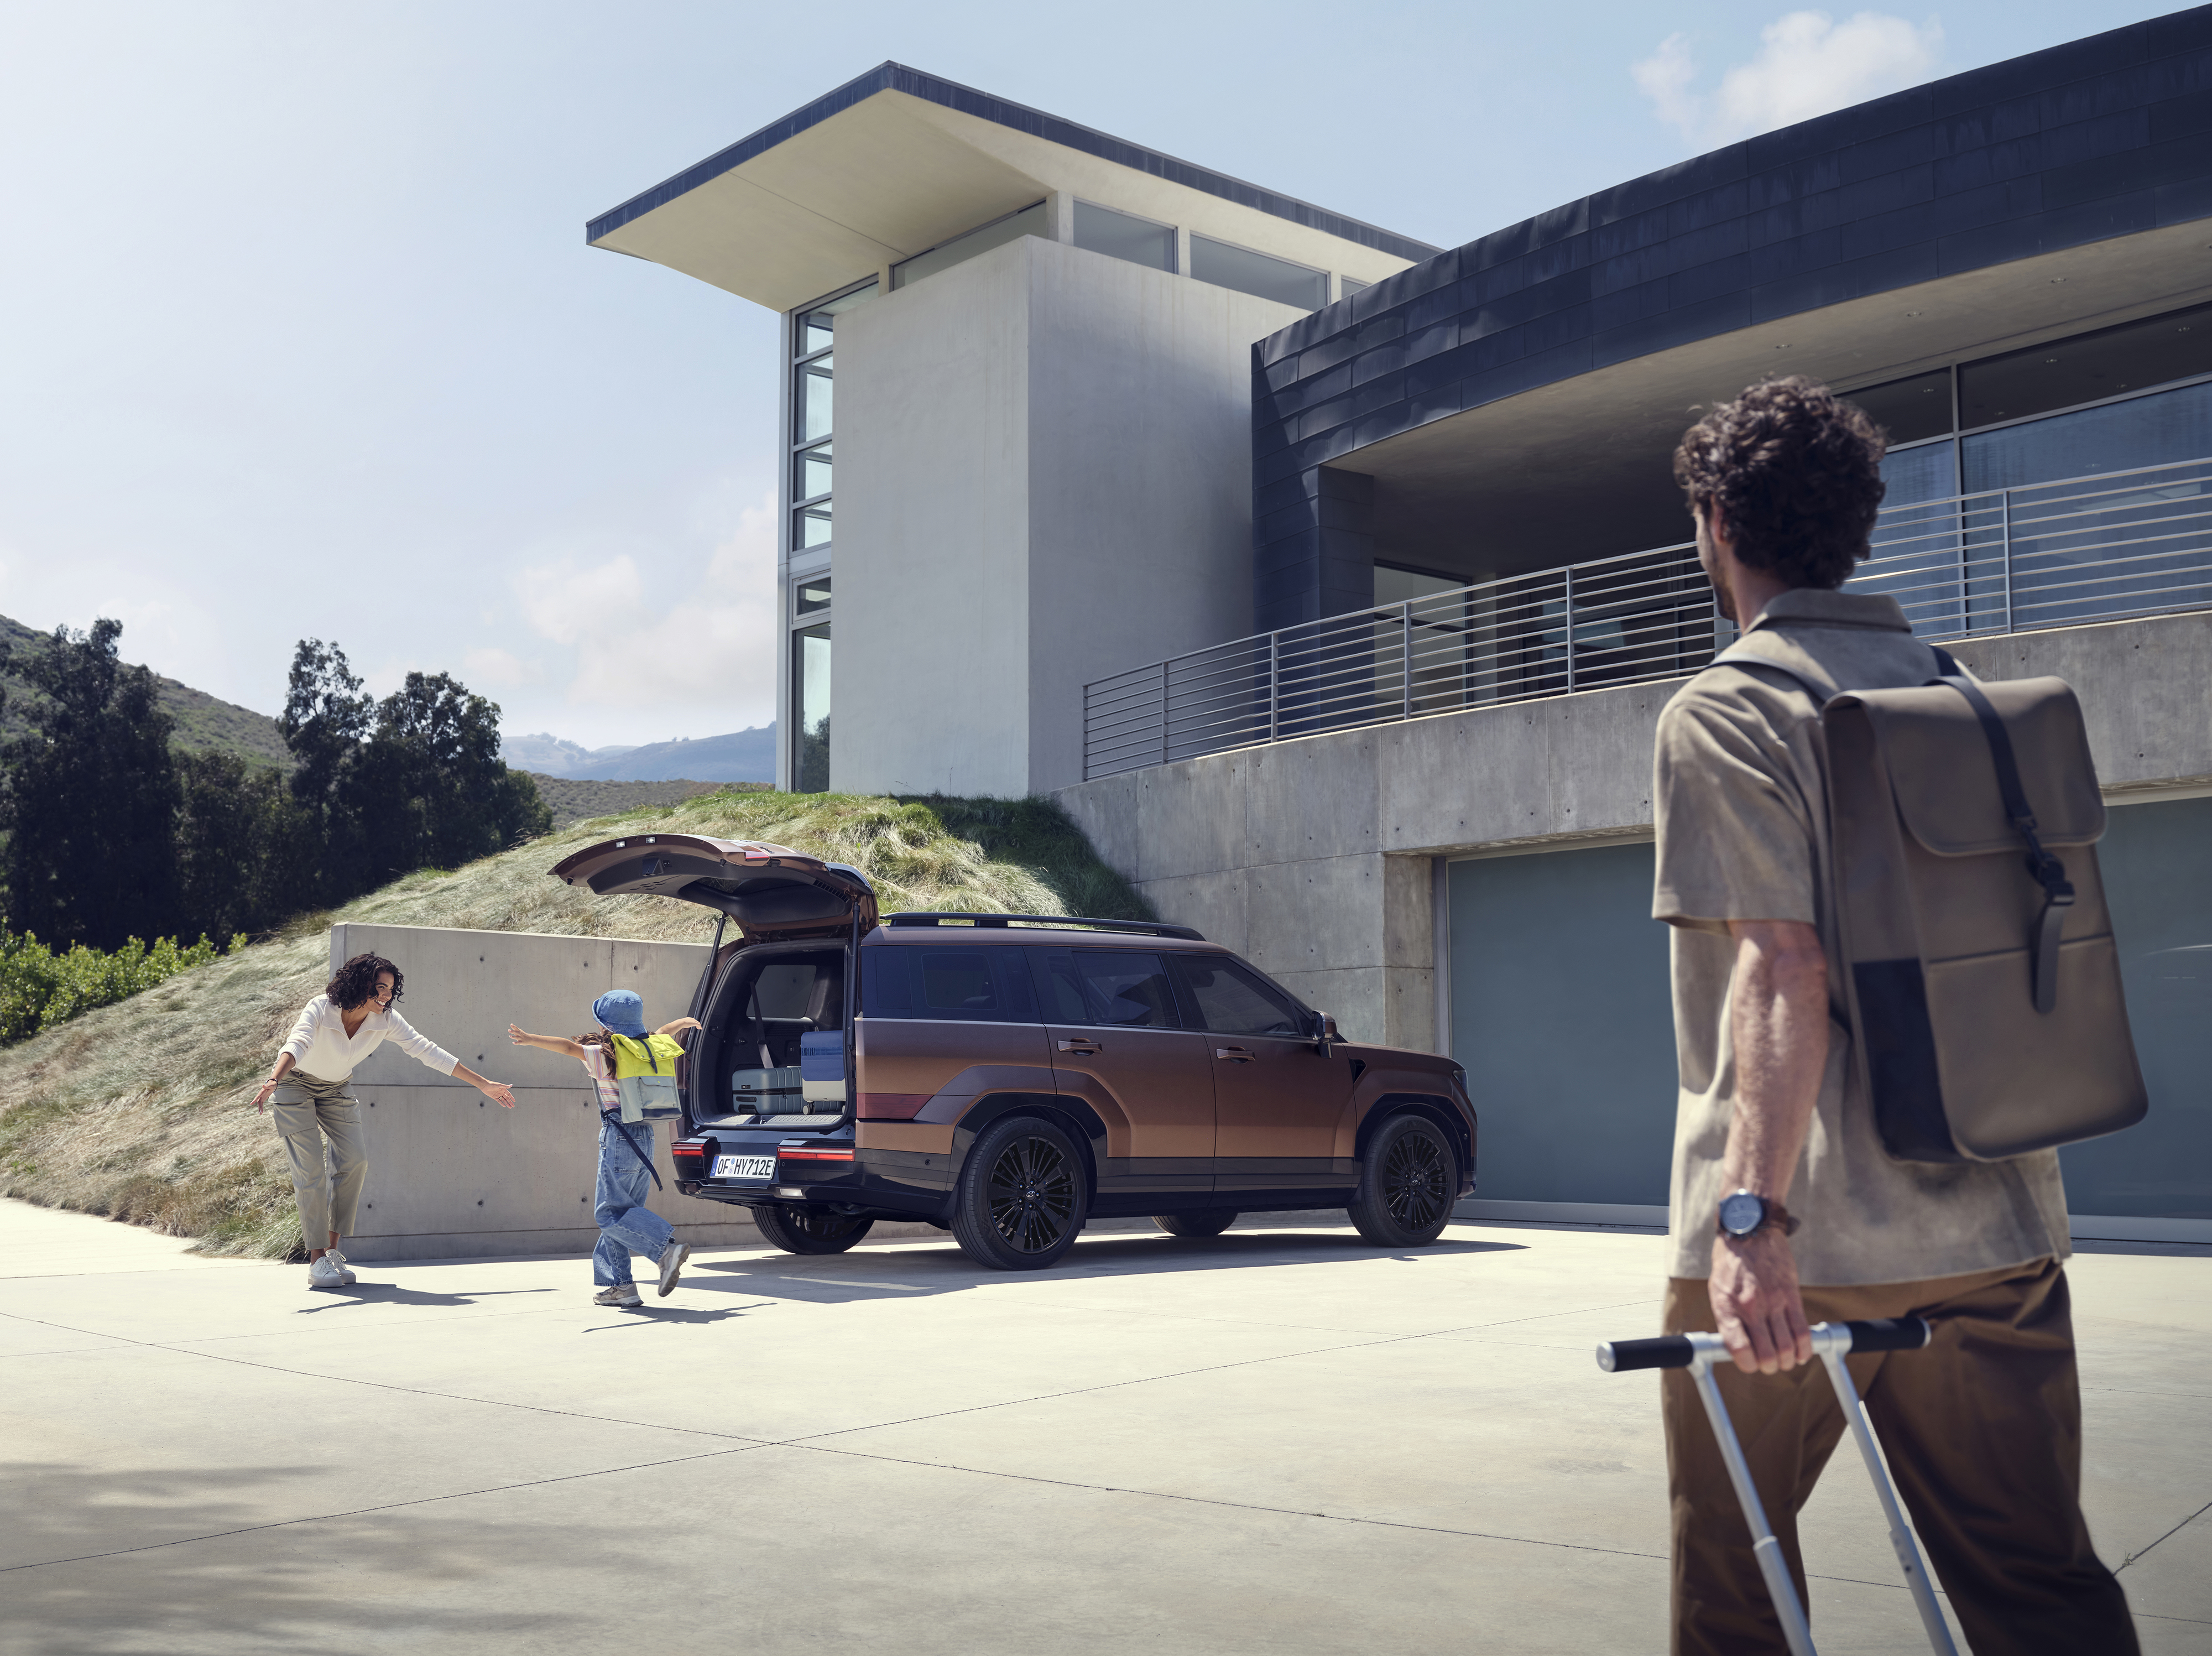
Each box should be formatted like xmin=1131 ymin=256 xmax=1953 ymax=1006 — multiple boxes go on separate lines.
xmin=1719 ymin=1191 xmax=1765 ymax=1237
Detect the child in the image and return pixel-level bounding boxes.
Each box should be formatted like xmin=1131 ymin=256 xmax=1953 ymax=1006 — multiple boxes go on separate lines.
xmin=509 ymin=991 xmax=698 ymax=1308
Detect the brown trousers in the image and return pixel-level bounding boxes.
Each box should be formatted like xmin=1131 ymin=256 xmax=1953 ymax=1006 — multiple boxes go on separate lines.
xmin=1663 ymin=1258 xmax=2136 ymax=1655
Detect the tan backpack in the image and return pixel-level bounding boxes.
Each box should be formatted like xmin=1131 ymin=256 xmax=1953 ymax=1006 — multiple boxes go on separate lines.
xmin=1717 ymin=645 xmax=2149 ymax=1163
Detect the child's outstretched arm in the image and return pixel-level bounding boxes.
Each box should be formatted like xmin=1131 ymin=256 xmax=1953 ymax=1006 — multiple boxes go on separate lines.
xmin=656 ymin=1017 xmax=703 ymax=1038
xmin=509 ymin=1024 xmax=587 ymax=1060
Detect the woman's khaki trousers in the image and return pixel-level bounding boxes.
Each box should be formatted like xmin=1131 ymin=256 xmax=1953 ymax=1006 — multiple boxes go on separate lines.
xmin=270 ymin=1071 xmax=367 ymax=1245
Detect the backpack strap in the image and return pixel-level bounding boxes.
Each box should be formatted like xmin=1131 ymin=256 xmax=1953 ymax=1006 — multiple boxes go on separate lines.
xmin=601 ymin=1110 xmax=664 ymax=1190
xmin=1925 ymin=654 xmax=2075 ymax=1014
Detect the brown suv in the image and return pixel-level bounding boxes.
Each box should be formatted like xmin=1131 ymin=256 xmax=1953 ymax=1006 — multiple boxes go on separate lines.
xmin=553 ymin=834 xmax=1477 ymax=1270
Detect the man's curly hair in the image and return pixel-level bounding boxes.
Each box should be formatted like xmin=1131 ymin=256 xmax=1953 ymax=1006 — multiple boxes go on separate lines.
xmin=1673 ymin=376 xmax=1887 ymax=590
xmin=326 ymin=952 xmax=404 ymax=1010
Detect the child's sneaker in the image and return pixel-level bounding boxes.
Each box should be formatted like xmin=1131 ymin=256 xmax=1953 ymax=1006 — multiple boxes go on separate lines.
xmin=656 ymin=1241 xmax=691 ymax=1298
xmin=593 ymin=1284 xmax=643 ymax=1308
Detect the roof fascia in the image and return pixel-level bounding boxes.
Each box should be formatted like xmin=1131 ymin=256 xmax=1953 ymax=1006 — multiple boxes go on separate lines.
xmin=586 ymin=61 xmax=1441 ymax=263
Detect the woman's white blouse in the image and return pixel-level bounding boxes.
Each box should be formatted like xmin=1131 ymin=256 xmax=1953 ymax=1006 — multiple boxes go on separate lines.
xmin=279 ymin=996 xmax=459 ymax=1082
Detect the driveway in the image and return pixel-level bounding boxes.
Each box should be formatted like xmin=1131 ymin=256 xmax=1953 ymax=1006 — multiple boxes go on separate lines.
xmin=3 ymin=1198 xmax=2205 ymax=1653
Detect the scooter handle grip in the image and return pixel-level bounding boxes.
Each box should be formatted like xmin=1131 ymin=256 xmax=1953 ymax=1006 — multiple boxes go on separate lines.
xmin=1839 ymin=1316 xmax=1931 ymax=1353
xmin=1595 ymin=1336 xmax=1693 ymax=1372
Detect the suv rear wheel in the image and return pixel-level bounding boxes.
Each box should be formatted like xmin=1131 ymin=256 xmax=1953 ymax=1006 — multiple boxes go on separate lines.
xmin=1152 ymin=1211 xmax=1235 ymax=1237
xmin=1348 ymin=1113 xmax=1457 ymax=1247
xmin=755 ymin=1206 xmax=874 ymax=1254
xmin=952 ymin=1116 xmax=1089 ymax=1270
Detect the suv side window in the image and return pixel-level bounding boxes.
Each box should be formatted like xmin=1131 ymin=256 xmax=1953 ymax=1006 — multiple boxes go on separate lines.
xmin=1172 ymin=955 xmax=1306 ymax=1037
xmin=863 ymin=945 xmax=1037 ymax=1022
xmin=1034 ymin=948 xmax=1180 ymax=1029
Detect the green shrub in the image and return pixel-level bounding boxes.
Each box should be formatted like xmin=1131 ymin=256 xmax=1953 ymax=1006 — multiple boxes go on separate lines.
xmin=0 ymin=928 xmax=243 ymax=1046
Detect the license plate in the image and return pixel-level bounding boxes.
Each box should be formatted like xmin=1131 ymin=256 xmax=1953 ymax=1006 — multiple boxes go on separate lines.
xmin=713 ymin=1154 xmax=776 ymax=1181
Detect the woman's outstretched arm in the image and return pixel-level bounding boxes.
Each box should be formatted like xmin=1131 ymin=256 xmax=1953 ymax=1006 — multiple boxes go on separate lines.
xmin=509 ymin=1024 xmax=587 ymax=1060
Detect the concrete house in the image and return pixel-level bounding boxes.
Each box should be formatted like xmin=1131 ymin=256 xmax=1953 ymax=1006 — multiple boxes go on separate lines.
xmin=594 ymin=15 xmax=2212 ymax=1239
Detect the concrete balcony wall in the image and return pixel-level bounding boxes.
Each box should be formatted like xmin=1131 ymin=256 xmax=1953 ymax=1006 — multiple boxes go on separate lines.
xmin=1056 ymin=608 xmax=2212 ymax=1048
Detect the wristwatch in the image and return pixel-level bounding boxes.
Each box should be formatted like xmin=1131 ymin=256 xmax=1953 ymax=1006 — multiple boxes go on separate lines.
xmin=1717 ymin=1188 xmax=1801 ymax=1240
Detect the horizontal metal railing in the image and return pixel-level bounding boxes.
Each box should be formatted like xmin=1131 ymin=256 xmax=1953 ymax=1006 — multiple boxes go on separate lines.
xmin=1082 ymin=455 xmax=2212 ymax=779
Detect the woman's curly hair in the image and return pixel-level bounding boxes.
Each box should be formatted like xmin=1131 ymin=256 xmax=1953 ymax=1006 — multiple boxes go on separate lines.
xmin=1673 ymin=376 xmax=1887 ymax=589
xmin=326 ymin=952 xmax=404 ymax=1011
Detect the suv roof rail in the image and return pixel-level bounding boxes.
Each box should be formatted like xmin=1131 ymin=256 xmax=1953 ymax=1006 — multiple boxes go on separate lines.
xmin=883 ymin=912 xmax=1206 ymax=942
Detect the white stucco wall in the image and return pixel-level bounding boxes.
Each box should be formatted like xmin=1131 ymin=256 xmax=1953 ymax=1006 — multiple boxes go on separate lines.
xmin=831 ymin=233 xmax=1300 ymax=798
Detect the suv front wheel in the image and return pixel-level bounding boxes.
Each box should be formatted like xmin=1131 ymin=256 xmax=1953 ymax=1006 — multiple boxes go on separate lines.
xmin=952 ymin=1116 xmax=1089 ymax=1270
xmin=1348 ymin=1113 xmax=1458 ymax=1248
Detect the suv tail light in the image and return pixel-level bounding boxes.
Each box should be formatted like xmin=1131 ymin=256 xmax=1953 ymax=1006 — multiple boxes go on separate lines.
xmin=671 ymin=1137 xmax=714 ymax=1175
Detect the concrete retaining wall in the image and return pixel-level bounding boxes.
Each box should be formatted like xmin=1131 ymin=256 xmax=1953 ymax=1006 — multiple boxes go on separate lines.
xmin=322 ymin=921 xmax=757 ymax=1263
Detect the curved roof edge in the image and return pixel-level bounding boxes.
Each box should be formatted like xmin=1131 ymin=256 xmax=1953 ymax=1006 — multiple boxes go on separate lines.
xmin=1255 ymin=4 xmax=2212 ymax=373
xmin=585 ymin=61 xmax=1442 ymax=262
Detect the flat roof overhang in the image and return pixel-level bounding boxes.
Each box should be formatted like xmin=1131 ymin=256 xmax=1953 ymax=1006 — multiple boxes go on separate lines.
xmin=1359 ymin=220 xmax=2212 ymax=577
xmin=589 ymin=63 xmax=1438 ymax=314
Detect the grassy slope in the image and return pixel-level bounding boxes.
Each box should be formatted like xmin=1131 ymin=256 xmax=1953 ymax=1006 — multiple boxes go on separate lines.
xmin=0 ymin=790 xmax=1145 ymax=1257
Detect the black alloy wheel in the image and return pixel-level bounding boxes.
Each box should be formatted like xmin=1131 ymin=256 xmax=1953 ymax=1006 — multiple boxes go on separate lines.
xmin=951 ymin=1116 xmax=1089 ymax=1270
xmin=754 ymin=1205 xmax=874 ymax=1255
xmin=1152 ymin=1211 xmax=1237 ymax=1238
xmin=1348 ymin=1113 xmax=1458 ymax=1247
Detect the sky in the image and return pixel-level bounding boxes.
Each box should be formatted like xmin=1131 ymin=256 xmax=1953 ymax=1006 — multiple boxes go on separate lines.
xmin=0 ymin=1 xmax=2179 ymax=749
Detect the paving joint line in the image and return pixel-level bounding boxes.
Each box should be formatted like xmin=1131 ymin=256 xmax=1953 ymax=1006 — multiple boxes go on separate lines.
xmin=2118 ymin=1495 xmax=2212 ymax=1571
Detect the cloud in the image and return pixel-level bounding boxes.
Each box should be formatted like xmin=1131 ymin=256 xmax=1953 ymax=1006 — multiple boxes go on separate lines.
xmin=461 ymin=646 xmax=538 ymax=688
xmin=514 ymin=488 xmax=780 ymax=725
xmin=1635 ymin=12 xmax=1944 ymax=148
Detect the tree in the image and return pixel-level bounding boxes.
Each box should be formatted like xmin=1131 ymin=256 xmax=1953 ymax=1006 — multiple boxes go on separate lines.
xmin=0 ymin=619 xmax=181 ymax=950
xmin=174 ymin=750 xmax=319 ymax=939
xmin=275 ymin=641 xmax=550 ymax=905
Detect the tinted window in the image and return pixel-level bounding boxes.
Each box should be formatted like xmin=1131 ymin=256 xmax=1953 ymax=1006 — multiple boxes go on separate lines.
xmin=1035 ymin=949 xmax=1178 ymax=1028
xmin=863 ymin=945 xmax=1036 ymax=1022
xmin=749 ymin=961 xmax=824 ymax=1020
xmin=1175 ymin=956 xmax=1305 ymax=1037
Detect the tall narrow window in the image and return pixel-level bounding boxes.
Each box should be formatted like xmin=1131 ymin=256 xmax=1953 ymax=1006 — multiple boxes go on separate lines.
xmin=786 ymin=279 xmax=873 ymax=793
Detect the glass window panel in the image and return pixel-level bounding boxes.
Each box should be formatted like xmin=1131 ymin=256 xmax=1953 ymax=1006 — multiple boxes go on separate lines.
xmin=1188 ymin=235 xmax=1328 ymax=311
xmin=891 ymin=201 xmax=1048 ymax=290
xmin=1962 ymin=382 xmax=2212 ymax=493
xmin=796 ymin=280 xmax=877 ymax=356
xmin=796 ymin=358 xmax=833 ymax=442
xmin=1846 ymin=370 xmax=1953 ymax=445
xmin=795 ymin=442 xmax=832 ymax=502
xmin=1878 ymin=439 xmax=1957 ymax=507
xmin=795 ymin=504 xmax=832 ymax=549
xmin=1175 ymin=956 xmax=1303 ymax=1037
xmin=1339 ymin=277 xmax=1371 ymax=299
xmin=1072 ymin=201 xmax=1174 ymax=272
xmin=792 ymin=622 xmax=831 ymax=793
xmin=864 ymin=946 xmax=1035 ymax=1022
xmin=1034 ymin=948 xmax=1177 ymax=1028
xmin=1960 ymin=302 xmax=2212 ymax=429
xmin=795 ymin=575 xmax=832 ymax=617
xmin=1374 ymin=563 xmax=1464 ymax=606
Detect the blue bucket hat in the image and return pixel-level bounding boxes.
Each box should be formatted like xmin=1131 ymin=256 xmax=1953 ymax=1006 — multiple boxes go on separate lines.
xmin=592 ymin=990 xmax=649 ymax=1038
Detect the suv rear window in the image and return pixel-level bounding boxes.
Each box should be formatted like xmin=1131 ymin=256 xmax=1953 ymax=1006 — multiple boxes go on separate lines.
xmin=864 ymin=944 xmax=1038 ymax=1022
xmin=1035 ymin=948 xmax=1180 ymax=1028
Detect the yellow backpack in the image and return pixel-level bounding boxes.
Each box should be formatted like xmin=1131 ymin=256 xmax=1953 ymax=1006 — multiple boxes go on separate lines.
xmin=607 ymin=1032 xmax=686 ymax=1123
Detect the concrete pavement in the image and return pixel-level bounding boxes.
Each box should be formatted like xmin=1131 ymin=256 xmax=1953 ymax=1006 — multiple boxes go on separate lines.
xmin=3 ymin=1197 xmax=2206 ymax=1654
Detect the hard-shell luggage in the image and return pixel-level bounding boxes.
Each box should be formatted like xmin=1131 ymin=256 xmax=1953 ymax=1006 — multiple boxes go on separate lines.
xmin=1715 ymin=642 xmax=2148 ymax=1162
xmin=1598 ymin=1317 xmax=1957 ymax=1656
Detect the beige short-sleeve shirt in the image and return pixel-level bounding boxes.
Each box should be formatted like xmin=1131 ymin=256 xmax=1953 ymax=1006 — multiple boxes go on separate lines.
xmin=1652 ymin=588 xmax=2070 ymax=1285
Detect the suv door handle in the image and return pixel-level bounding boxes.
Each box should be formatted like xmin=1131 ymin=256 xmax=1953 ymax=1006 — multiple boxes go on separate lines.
xmin=1057 ymin=1038 xmax=1102 ymax=1055
xmin=1214 ymin=1046 xmax=1256 ymax=1063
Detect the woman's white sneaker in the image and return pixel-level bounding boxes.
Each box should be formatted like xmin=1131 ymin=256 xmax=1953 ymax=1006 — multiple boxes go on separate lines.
xmin=307 ymin=1254 xmax=353 ymax=1290
xmin=593 ymin=1284 xmax=643 ymax=1308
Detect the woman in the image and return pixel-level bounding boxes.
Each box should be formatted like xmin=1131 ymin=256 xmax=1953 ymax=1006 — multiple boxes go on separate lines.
xmin=252 ymin=951 xmax=516 ymax=1290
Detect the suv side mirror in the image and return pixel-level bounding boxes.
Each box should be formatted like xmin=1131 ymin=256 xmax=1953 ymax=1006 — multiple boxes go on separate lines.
xmin=1312 ymin=1013 xmax=1340 ymax=1056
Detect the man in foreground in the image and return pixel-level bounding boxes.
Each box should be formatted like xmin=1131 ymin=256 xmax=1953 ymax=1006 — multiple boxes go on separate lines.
xmin=1651 ymin=377 xmax=2135 ymax=1653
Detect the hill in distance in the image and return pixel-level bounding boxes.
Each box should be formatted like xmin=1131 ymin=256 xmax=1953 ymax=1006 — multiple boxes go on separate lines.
xmin=1 ymin=612 xmax=291 ymax=769
xmin=505 ymin=724 xmax=776 ymax=784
